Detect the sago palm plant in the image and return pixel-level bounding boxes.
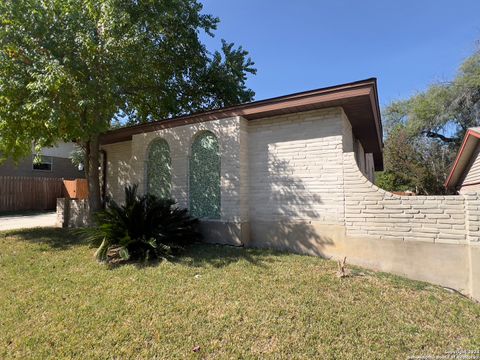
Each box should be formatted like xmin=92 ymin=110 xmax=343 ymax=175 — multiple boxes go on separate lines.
xmin=82 ymin=185 xmax=200 ymax=263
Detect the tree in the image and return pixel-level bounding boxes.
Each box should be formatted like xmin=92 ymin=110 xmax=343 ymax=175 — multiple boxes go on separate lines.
xmin=376 ymin=125 xmax=451 ymax=194
xmin=378 ymin=48 xmax=480 ymax=194
xmin=0 ymin=0 xmax=256 ymax=214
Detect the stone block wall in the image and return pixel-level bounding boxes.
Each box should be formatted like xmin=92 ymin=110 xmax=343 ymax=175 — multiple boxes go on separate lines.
xmin=340 ymin=112 xmax=474 ymax=245
xmin=465 ymin=193 xmax=480 ymax=243
xmin=248 ymin=108 xmax=346 ymax=224
xmin=343 ymin=152 xmax=468 ymax=244
xmin=56 ymin=198 xmax=89 ymax=228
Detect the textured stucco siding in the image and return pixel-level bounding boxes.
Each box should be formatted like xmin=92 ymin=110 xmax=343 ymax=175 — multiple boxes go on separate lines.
xmin=248 ymin=108 xmax=346 ymax=224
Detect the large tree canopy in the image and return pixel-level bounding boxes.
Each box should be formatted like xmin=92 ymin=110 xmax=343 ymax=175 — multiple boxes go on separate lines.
xmin=377 ymin=49 xmax=480 ymax=194
xmin=0 ymin=0 xmax=256 ymax=212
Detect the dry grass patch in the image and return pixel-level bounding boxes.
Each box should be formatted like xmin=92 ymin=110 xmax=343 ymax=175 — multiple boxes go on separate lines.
xmin=0 ymin=228 xmax=479 ymax=359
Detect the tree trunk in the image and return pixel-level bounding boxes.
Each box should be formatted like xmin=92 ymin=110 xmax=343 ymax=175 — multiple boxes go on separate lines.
xmin=87 ymin=134 xmax=102 ymax=218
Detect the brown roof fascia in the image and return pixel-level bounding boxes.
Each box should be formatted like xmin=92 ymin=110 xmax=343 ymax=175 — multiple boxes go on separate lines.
xmin=100 ymin=78 xmax=380 ymax=145
xmin=369 ymin=80 xmax=384 ymax=148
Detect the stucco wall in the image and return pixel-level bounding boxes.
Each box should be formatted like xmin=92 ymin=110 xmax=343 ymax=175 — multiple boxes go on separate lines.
xmin=340 ymin=116 xmax=479 ymax=299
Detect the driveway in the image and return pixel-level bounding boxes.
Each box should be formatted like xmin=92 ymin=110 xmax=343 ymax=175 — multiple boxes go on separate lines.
xmin=0 ymin=211 xmax=57 ymax=231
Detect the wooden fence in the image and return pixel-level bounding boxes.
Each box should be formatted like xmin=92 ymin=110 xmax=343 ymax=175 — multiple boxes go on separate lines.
xmin=63 ymin=179 xmax=89 ymax=199
xmin=0 ymin=176 xmax=65 ymax=212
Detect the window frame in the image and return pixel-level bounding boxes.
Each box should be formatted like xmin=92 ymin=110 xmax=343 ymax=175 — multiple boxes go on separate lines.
xmin=32 ymin=155 xmax=53 ymax=172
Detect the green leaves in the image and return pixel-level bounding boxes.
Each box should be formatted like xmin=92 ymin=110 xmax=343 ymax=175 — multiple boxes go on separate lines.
xmin=80 ymin=184 xmax=200 ymax=263
xmin=378 ymin=48 xmax=480 ymax=194
xmin=0 ymin=0 xmax=256 ymax=157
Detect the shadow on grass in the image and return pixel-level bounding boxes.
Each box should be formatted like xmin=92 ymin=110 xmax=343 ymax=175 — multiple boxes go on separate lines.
xmin=1 ymin=227 xmax=87 ymax=250
xmin=174 ymin=242 xmax=294 ymax=269
xmin=106 ymin=242 xmax=285 ymax=270
xmin=3 ymin=227 xmax=298 ymax=269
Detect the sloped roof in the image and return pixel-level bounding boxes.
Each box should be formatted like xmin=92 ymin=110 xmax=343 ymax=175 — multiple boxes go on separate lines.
xmin=445 ymin=127 xmax=480 ymax=189
xmin=100 ymin=78 xmax=384 ymax=170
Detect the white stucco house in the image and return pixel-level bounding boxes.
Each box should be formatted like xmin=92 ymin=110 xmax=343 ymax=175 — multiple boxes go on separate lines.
xmin=94 ymin=78 xmax=479 ymax=300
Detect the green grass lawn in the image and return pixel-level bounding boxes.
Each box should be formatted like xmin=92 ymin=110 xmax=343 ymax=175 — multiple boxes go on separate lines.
xmin=0 ymin=228 xmax=479 ymax=359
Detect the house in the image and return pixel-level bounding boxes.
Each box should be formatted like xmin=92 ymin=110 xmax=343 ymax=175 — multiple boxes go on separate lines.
xmin=0 ymin=142 xmax=84 ymax=180
xmin=445 ymin=127 xmax=480 ymax=194
xmin=93 ymin=78 xmax=479 ymax=300
xmin=100 ymin=78 xmax=383 ymax=246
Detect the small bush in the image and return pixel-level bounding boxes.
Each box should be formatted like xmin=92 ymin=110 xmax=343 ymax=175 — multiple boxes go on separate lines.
xmin=82 ymin=185 xmax=200 ymax=263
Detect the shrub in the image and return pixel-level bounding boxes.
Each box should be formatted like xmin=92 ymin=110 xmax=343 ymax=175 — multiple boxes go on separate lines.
xmin=82 ymin=185 xmax=200 ymax=263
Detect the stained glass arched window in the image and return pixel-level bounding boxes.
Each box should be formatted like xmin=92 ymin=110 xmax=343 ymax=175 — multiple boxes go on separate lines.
xmin=146 ymin=138 xmax=171 ymax=199
xmin=189 ymin=131 xmax=220 ymax=218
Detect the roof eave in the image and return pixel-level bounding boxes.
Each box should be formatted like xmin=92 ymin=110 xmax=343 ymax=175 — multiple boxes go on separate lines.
xmin=100 ymin=78 xmax=384 ymax=169
xmin=445 ymin=129 xmax=480 ymax=189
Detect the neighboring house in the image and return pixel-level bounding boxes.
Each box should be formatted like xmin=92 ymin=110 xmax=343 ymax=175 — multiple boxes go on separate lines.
xmin=95 ymin=78 xmax=480 ymax=300
xmin=0 ymin=142 xmax=84 ymax=179
xmin=445 ymin=127 xmax=480 ymax=194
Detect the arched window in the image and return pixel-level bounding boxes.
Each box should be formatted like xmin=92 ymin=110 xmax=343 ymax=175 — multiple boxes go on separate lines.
xmin=146 ymin=138 xmax=171 ymax=199
xmin=189 ymin=131 xmax=220 ymax=219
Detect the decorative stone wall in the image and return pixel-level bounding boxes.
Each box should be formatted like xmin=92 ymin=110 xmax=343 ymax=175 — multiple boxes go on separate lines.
xmin=343 ymin=152 xmax=468 ymax=244
xmin=465 ymin=194 xmax=480 ymax=243
xmin=341 ymin=114 xmax=477 ymax=245
xmin=102 ymin=117 xmax=244 ymax=222
xmin=56 ymin=198 xmax=89 ymax=228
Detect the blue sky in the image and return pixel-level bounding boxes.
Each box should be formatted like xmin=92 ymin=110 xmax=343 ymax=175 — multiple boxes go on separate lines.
xmin=200 ymin=0 xmax=480 ymax=109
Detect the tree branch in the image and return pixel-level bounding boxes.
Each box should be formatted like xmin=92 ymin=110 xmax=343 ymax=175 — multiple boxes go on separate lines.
xmin=421 ymin=130 xmax=456 ymax=143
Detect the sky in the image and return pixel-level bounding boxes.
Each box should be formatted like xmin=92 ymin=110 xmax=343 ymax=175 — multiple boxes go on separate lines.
xmin=200 ymin=0 xmax=480 ymax=109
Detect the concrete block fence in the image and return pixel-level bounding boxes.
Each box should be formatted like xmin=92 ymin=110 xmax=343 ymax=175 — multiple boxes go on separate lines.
xmin=342 ymin=151 xmax=480 ymax=300
xmin=344 ymin=153 xmax=471 ymax=244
